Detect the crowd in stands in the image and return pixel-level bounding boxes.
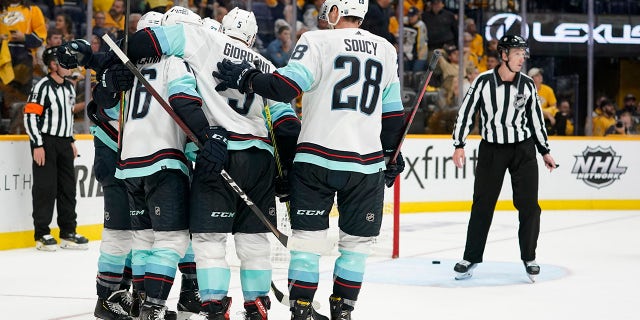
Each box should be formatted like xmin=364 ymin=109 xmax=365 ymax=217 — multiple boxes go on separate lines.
xmin=0 ymin=0 xmax=638 ymax=136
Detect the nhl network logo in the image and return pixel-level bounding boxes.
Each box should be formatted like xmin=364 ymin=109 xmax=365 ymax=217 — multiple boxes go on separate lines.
xmin=571 ymin=146 xmax=627 ymax=189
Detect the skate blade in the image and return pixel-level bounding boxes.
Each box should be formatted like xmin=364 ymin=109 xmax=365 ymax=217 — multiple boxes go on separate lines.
xmin=36 ymin=243 xmax=57 ymax=251
xmin=455 ymin=272 xmax=473 ymax=280
xmin=527 ymin=273 xmax=537 ymax=283
xmin=177 ymin=310 xmax=197 ymax=320
xmin=60 ymin=240 xmax=88 ymax=250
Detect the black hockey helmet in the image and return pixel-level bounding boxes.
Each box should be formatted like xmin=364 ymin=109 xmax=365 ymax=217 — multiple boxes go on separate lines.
xmin=497 ymin=35 xmax=529 ymax=58
xmin=42 ymin=46 xmax=59 ymax=66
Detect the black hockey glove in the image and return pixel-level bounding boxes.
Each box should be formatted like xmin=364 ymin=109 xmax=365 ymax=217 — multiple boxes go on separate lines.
xmin=212 ymin=59 xmax=261 ymax=93
xmin=274 ymin=170 xmax=291 ymax=203
xmin=384 ymin=153 xmax=405 ymax=188
xmin=99 ymin=63 xmax=134 ymax=93
xmin=196 ymin=126 xmax=228 ymax=175
xmin=57 ymin=39 xmax=93 ymax=69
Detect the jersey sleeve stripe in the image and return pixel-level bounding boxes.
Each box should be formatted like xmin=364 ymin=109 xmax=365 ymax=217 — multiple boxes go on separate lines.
xmin=276 ymin=62 xmax=313 ymax=92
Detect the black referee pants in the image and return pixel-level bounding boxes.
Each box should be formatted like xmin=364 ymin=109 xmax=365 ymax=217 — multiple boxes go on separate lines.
xmin=31 ymin=135 xmax=77 ymax=240
xmin=462 ymin=138 xmax=541 ymax=263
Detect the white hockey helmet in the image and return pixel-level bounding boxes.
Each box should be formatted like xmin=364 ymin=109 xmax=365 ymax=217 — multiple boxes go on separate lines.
xmin=319 ymin=0 xmax=368 ymax=27
xmin=203 ymin=17 xmax=222 ymax=32
xmin=137 ymin=11 xmax=163 ymax=31
xmin=162 ymin=6 xmax=203 ymax=27
xmin=221 ymin=7 xmax=258 ymax=47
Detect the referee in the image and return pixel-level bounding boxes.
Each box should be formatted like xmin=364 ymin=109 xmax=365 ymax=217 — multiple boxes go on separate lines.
xmin=450 ymin=35 xmax=557 ymax=282
xmin=24 ymin=46 xmax=87 ymax=251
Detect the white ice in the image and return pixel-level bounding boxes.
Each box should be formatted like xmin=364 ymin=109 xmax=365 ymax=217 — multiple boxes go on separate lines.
xmin=0 ymin=210 xmax=638 ymax=320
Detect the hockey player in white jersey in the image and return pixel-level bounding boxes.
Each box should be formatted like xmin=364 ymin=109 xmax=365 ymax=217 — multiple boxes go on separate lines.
xmin=91 ymin=8 xmax=210 ymax=320
xmin=212 ymin=1 xmax=406 ymax=319
xmin=92 ymin=11 xmax=164 ymax=320
xmin=56 ymin=6 xmax=300 ymax=320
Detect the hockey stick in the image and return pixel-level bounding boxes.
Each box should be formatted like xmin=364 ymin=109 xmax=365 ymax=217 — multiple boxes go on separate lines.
xmin=117 ymin=0 xmax=132 ymax=150
xmin=102 ymin=34 xmax=335 ymax=254
xmin=389 ymin=51 xmax=441 ymax=165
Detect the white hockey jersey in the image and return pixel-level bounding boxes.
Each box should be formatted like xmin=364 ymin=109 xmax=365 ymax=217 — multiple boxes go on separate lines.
xmin=150 ymin=24 xmax=295 ymax=153
xmin=115 ymin=55 xmax=196 ymax=179
xmin=277 ymin=28 xmax=404 ymax=174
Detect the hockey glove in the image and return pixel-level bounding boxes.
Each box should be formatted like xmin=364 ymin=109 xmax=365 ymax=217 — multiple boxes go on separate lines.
xmin=384 ymin=153 xmax=405 ymax=188
xmin=56 ymin=39 xmax=93 ymax=69
xmin=196 ymin=126 xmax=228 ymax=175
xmin=212 ymin=59 xmax=261 ymax=93
xmin=99 ymin=63 xmax=135 ymax=93
xmin=274 ymin=170 xmax=291 ymax=203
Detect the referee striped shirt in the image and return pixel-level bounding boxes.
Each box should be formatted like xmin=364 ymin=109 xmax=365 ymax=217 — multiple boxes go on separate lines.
xmin=24 ymin=75 xmax=76 ymax=147
xmin=452 ymin=68 xmax=550 ymax=154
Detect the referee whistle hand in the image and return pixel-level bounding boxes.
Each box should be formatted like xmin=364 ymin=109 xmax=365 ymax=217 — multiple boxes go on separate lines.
xmin=543 ymin=154 xmax=557 ymax=172
xmin=453 ymin=148 xmax=465 ymax=168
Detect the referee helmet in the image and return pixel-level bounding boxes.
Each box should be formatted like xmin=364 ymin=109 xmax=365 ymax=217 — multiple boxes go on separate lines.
xmin=42 ymin=46 xmax=59 ymax=66
xmin=497 ymin=35 xmax=529 ymax=57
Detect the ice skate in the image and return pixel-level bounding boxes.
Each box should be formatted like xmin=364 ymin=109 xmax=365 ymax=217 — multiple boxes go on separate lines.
xmin=188 ymin=297 xmax=232 ymax=320
xmin=177 ymin=276 xmax=201 ymax=319
xmin=36 ymin=234 xmax=57 ymax=251
xmin=139 ymin=303 xmax=179 ymax=320
xmin=454 ymin=260 xmax=477 ymax=280
xmin=94 ymin=290 xmax=134 ymax=320
xmin=243 ymin=296 xmax=270 ymax=320
xmin=523 ymin=260 xmax=540 ymax=283
xmin=130 ymin=290 xmax=145 ymax=317
xmin=328 ymin=295 xmax=351 ymax=320
xmin=60 ymin=232 xmax=89 ymax=250
xmin=291 ymin=298 xmax=329 ymax=320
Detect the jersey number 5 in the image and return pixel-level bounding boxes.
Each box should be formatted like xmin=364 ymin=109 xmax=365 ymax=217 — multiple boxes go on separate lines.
xmin=333 ymin=56 xmax=382 ymax=115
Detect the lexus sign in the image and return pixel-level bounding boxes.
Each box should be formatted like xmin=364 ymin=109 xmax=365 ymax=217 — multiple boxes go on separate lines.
xmin=484 ymin=13 xmax=640 ymax=56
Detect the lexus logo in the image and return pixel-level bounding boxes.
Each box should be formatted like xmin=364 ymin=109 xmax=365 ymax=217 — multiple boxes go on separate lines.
xmin=484 ymin=13 xmax=529 ymax=41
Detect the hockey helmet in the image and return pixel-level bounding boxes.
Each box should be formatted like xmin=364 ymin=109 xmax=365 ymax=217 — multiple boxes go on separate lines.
xmin=497 ymin=35 xmax=529 ymax=57
xmin=221 ymin=7 xmax=258 ymax=47
xmin=137 ymin=11 xmax=163 ymax=31
xmin=203 ymin=17 xmax=222 ymax=32
xmin=162 ymin=6 xmax=203 ymax=27
xmin=319 ymin=0 xmax=369 ymax=25
xmin=42 ymin=46 xmax=59 ymax=66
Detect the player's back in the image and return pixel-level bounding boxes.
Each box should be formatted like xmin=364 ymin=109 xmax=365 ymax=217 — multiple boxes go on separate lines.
xmin=280 ymin=28 xmax=401 ymax=174
xmin=116 ymin=55 xmax=192 ymax=179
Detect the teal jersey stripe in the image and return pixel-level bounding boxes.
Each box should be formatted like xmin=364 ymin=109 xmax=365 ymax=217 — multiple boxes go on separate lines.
xmin=153 ymin=24 xmax=185 ymax=57
xmin=184 ymin=142 xmax=198 ymax=162
xmin=145 ymin=262 xmax=178 ymax=278
xmin=382 ymin=82 xmax=403 ymax=113
xmin=168 ymin=75 xmax=199 ymax=98
xmin=104 ymin=103 xmax=120 ymax=120
xmin=90 ymin=126 xmax=118 ymax=152
xmin=97 ymin=252 xmax=127 ymax=273
xmin=277 ymin=61 xmax=314 ymax=91
xmin=228 ymin=140 xmax=274 ymax=155
xmin=294 ymin=153 xmax=385 ymax=174
xmin=288 ymin=269 xmax=319 ymax=283
xmin=115 ymin=159 xmax=190 ymax=179
xmin=266 ymin=101 xmax=297 ymax=120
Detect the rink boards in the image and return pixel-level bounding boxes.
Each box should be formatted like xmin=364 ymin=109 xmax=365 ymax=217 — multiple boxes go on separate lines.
xmin=0 ymin=134 xmax=639 ymax=250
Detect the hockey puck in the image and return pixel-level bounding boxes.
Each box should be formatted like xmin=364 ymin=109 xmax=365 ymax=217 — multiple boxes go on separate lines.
xmin=432 ymin=260 xmax=441 ymax=264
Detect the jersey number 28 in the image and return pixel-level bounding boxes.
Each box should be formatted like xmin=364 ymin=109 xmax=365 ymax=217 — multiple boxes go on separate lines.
xmin=333 ymin=56 xmax=382 ymax=115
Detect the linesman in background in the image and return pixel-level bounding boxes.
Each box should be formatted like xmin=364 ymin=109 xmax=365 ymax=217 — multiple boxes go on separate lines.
xmin=450 ymin=35 xmax=557 ymax=282
xmin=23 ymin=46 xmax=88 ymax=251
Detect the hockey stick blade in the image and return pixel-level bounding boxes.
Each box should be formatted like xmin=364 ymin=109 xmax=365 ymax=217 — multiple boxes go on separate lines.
xmin=271 ymin=281 xmax=322 ymax=309
xmin=389 ymin=50 xmax=441 ymax=164
xmin=102 ymin=34 xmax=336 ymax=255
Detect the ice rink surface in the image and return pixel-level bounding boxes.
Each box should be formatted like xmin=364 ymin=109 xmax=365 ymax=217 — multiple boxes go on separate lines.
xmin=1 ymin=210 xmax=638 ymax=320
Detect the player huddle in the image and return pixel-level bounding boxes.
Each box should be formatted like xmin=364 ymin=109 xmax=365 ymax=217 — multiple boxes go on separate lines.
xmin=55 ymin=1 xmax=405 ymax=320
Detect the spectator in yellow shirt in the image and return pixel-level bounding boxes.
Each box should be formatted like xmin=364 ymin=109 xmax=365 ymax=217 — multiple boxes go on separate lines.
xmin=593 ymin=99 xmax=617 ymax=136
xmin=528 ymin=67 xmax=557 ymax=132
